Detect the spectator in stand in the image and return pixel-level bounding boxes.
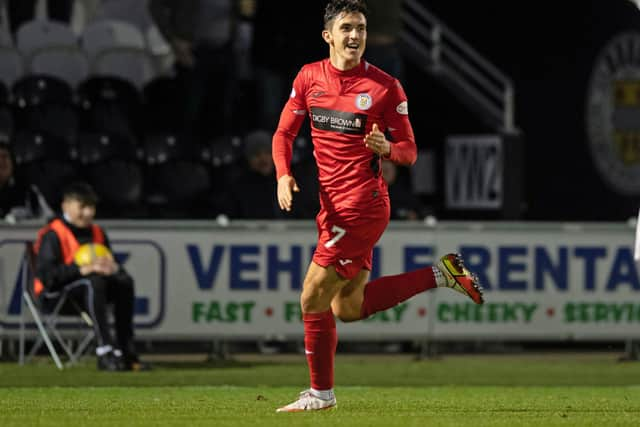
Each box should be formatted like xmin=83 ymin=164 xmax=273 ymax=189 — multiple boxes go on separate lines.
xmin=0 ymin=142 xmax=53 ymax=223
xmin=148 ymin=0 xmax=254 ymax=143
xmin=226 ymin=129 xmax=282 ymax=219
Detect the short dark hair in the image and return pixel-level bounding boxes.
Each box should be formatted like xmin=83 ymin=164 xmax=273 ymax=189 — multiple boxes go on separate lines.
xmin=324 ymin=0 xmax=368 ymax=29
xmin=63 ymin=181 xmax=98 ymax=206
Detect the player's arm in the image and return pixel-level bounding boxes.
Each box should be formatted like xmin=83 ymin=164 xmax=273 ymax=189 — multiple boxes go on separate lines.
xmin=272 ymin=71 xmax=307 ymax=211
xmin=366 ymin=80 xmax=417 ymax=166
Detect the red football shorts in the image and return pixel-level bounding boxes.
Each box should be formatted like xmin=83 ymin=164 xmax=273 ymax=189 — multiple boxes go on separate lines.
xmin=312 ymin=197 xmax=390 ymax=279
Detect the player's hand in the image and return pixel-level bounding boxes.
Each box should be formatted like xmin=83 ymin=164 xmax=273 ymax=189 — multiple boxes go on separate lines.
xmin=364 ymin=123 xmax=390 ymax=157
xmin=277 ymin=175 xmax=300 ymax=212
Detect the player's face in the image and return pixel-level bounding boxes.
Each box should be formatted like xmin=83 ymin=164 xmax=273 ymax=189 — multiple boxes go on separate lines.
xmin=324 ymin=12 xmax=367 ymax=68
xmin=62 ymin=198 xmax=95 ymax=228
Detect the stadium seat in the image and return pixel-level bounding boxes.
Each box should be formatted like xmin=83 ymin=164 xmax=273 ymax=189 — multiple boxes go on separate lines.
xmin=202 ymin=135 xmax=243 ymax=182
xmin=29 ymin=47 xmax=90 ymax=88
xmin=198 ymin=136 xmax=244 ymax=217
xmin=0 ymin=46 xmax=25 ymax=87
xmin=81 ymin=19 xmax=155 ymax=88
xmin=145 ymin=25 xmax=173 ymax=74
xmin=73 ymin=131 xmax=137 ymax=165
xmin=145 ymin=161 xmax=211 ymax=218
xmin=0 ymin=81 xmax=13 ymax=143
xmin=12 ymin=75 xmax=78 ymax=148
xmin=142 ymin=76 xmax=183 ymax=133
xmin=0 ymin=79 xmax=8 ymax=104
xmin=0 ymin=24 xmax=13 ymax=47
xmin=13 ymin=131 xmax=78 ymax=208
xmin=88 ymin=160 xmax=146 ymax=218
xmin=16 ymin=19 xmax=78 ymax=59
xmin=92 ymin=47 xmax=156 ymax=89
xmin=71 ymin=131 xmax=144 ymax=217
xmin=143 ymin=132 xmax=190 ymax=164
xmin=13 ymin=74 xmax=74 ymax=106
xmin=81 ymin=19 xmax=146 ymax=60
xmin=12 ymin=131 xmax=49 ymax=164
xmin=77 ymin=76 xmax=142 ymax=145
xmin=143 ymin=132 xmax=210 ymax=217
xmin=19 ymin=241 xmax=95 ymax=370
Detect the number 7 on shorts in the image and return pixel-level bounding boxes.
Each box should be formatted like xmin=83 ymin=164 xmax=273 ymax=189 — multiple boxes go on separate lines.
xmin=324 ymin=225 xmax=346 ymax=248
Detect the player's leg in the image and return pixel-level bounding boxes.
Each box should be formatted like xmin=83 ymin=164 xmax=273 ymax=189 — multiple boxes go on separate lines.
xmin=330 ymin=269 xmax=370 ymax=321
xmin=276 ymin=262 xmax=348 ymax=412
xmin=331 ymin=263 xmax=443 ymax=321
xmin=332 ymin=255 xmax=484 ymax=322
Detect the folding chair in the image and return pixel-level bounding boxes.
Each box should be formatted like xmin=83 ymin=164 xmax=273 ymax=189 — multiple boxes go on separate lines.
xmin=19 ymin=242 xmax=95 ymax=369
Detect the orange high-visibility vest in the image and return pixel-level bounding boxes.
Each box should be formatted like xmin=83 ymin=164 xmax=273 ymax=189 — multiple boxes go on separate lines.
xmin=33 ymin=219 xmax=105 ymax=297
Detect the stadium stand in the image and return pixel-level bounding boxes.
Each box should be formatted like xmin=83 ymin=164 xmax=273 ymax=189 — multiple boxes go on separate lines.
xmin=29 ymin=46 xmax=89 ymax=88
xmin=12 ymin=74 xmax=78 ymax=149
xmin=81 ymin=19 xmax=155 ymax=88
xmin=0 ymin=81 xmax=13 ymax=143
xmin=12 ymin=131 xmax=78 ymax=208
xmin=143 ymin=133 xmax=210 ymax=218
xmin=74 ymin=132 xmax=144 ymax=218
xmin=0 ymin=46 xmax=24 ymax=88
xmin=141 ymin=75 xmax=183 ymax=133
xmin=77 ymin=76 xmax=142 ymax=146
xmin=16 ymin=19 xmax=77 ymax=59
xmin=81 ymin=19 xmax=145 ymax=60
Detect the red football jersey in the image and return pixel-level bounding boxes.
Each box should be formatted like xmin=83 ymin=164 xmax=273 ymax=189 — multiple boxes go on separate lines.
xmin=273 ymin=59 xmax=416 ymax=210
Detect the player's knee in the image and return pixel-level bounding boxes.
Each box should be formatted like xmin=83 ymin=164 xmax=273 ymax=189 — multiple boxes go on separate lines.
xmin=332 ymin=301 xmax=361 ymax=323
xmin=300 ymin=283 xmax=334 ymax=313
xmin=335 ymin=311 xmax=360 ymax=323
xmin=300 ymin=293 xmax=328 ymax=313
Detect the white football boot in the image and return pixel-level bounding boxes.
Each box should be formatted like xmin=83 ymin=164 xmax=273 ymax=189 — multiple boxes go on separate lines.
xmin=276 ymin=389 xmax=337 ymax=412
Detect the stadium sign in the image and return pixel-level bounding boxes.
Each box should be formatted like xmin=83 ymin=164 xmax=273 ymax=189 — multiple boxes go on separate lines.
xmin=1 ymin=222 xmax=638 ymax=341
xmin=445 ymin=135 xmax=503 ymax=209
xmin=586 ymin=31 xmax=640 ymax=195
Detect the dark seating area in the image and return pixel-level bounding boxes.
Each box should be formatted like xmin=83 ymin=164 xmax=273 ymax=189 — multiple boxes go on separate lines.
xmin=2 ymin=71 xmax=276 ymax=219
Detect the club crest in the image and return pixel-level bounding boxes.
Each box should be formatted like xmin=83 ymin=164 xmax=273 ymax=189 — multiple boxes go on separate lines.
xmin=355 ymin=93 xmax=372 ymax=110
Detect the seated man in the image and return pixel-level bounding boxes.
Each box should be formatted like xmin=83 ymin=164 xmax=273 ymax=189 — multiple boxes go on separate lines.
xmin=34 ymin=181 xmax=149 ymax=371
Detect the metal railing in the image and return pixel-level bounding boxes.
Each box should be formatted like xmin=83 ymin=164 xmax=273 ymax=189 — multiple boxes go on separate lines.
xmin=400 ymin=0 xmax=517 ymax=134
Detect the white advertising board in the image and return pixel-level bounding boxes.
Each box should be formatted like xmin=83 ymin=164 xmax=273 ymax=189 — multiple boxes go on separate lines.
xmin=1 ymin=221 xmax=638 ymax=341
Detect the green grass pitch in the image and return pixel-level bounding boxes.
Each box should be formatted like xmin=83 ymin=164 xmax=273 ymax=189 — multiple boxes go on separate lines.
xmin=1 ymin=353 xmax=639 ymax=426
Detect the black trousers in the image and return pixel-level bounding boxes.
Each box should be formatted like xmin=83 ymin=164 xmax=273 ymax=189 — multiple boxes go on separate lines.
xmin=64 ymin=271 xmax=136 ymax=354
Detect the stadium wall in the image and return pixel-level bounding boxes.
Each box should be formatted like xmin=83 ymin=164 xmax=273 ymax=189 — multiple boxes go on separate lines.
xmin=1 ymin=220 xmax=638 ymax=341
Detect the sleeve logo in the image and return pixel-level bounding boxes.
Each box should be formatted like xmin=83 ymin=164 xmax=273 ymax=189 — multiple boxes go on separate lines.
xmin=290 ymin=88 xmax=296 ymax=98
xmin=396 ymin=101 xmax=409 ymax=115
